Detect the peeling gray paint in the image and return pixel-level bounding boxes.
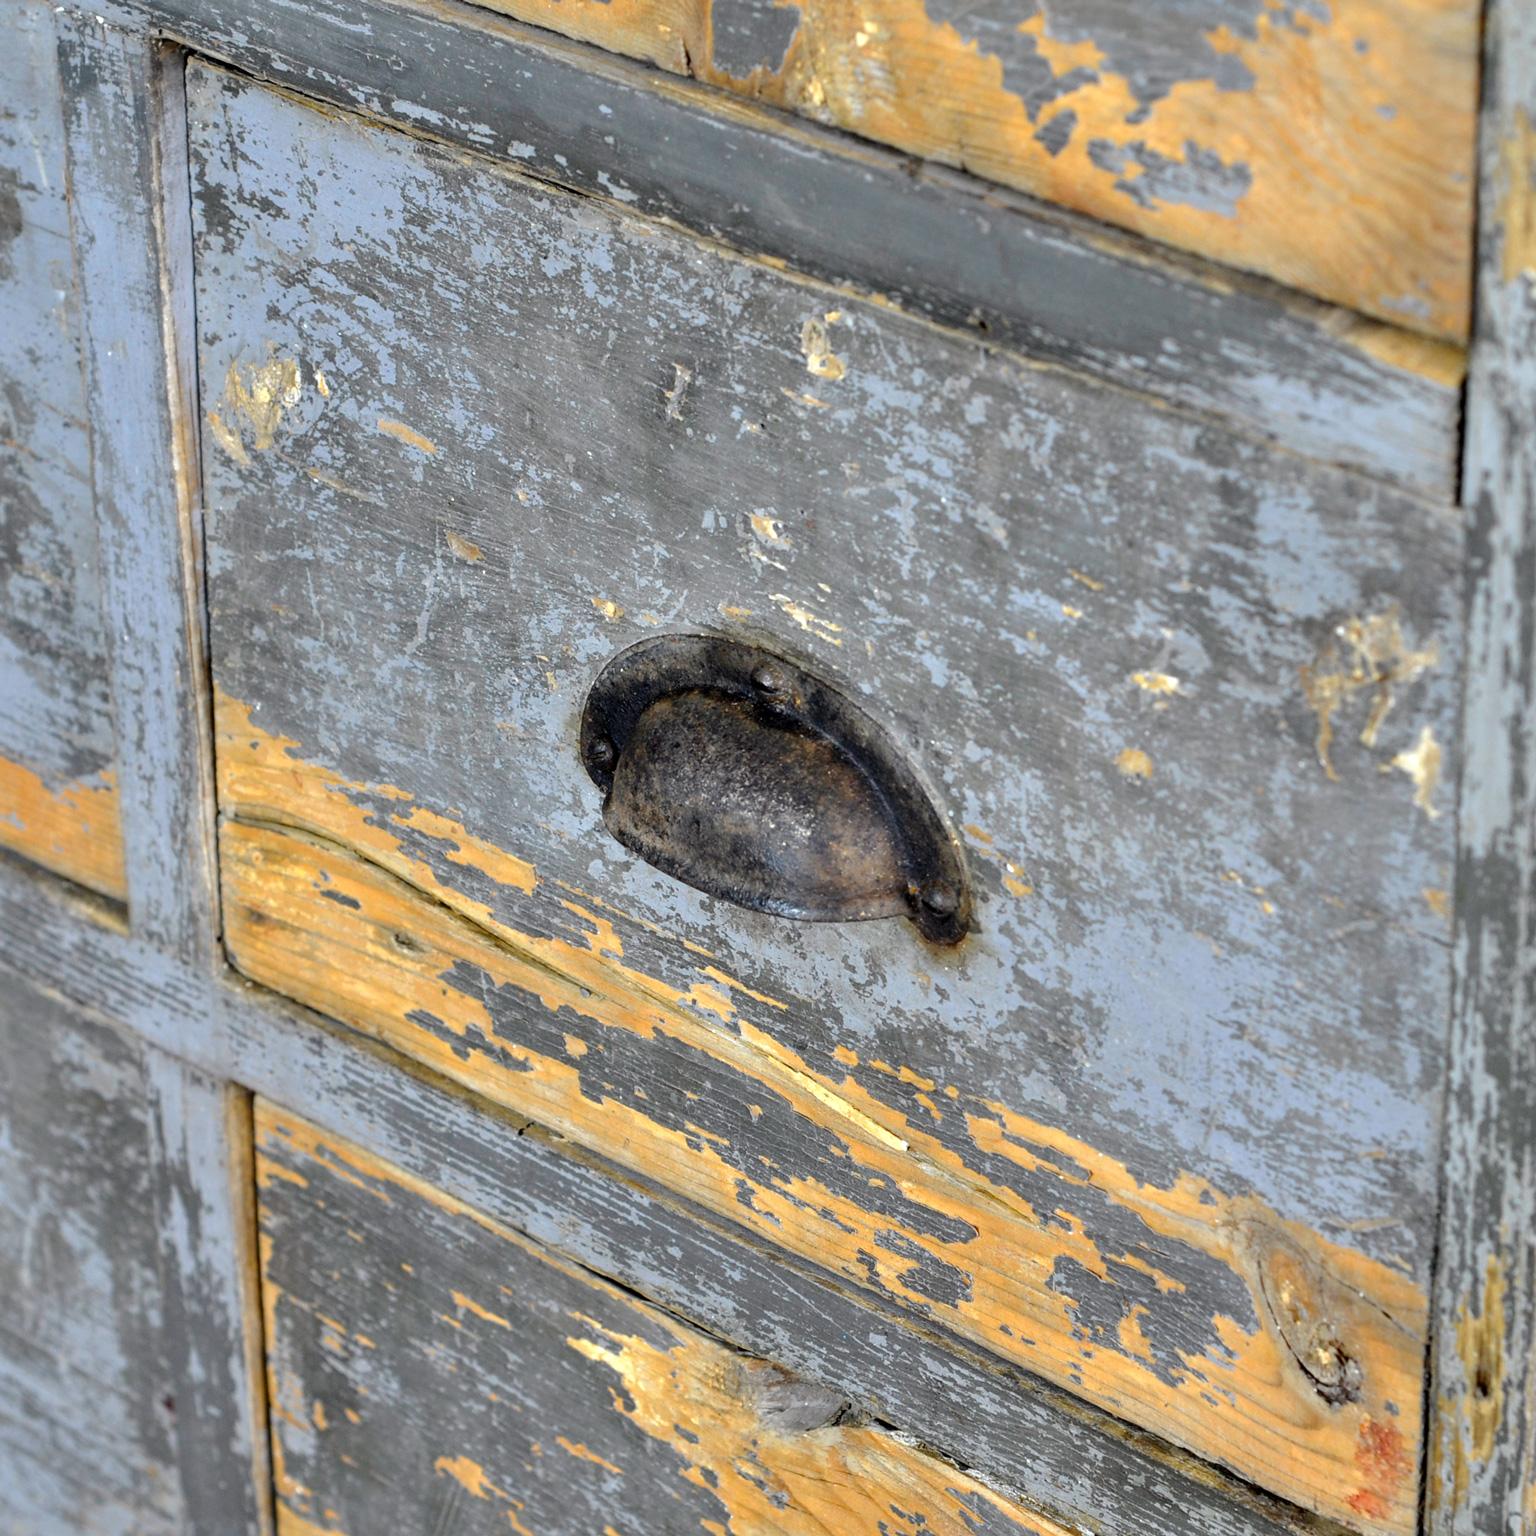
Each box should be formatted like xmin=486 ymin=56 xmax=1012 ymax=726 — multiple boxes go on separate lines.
xmin=711 ymin=0 xmax=803 ymax=78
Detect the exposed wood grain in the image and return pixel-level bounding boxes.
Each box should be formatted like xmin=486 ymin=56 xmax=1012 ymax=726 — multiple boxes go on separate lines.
xmin=1426 ymin=0 xmax=1536 ymax=1527
xmin=0 ymin=754 xmax=126 ymax=898
xmin=400 ymin=0 xmax=1479 ymax=335
xmin=0 ymin=864 xmax=1339 ymax=1536
xmin=55 ymin=16 xmax=219 ymax=957
xmin=50 ymin=0 xmax=1465 ymax=495
xmin=0 ymin=0 xmax=125 ymax=900
xmin=256 ymin=1099 xmax=1086 ymax=1536
xmin=192 ymin=65 xmax=1462 ymax=1531
xmin=221 ymin=797 xmax=1429 ymax=1535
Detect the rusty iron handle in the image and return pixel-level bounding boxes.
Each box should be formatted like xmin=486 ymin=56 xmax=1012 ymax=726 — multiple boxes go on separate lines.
xmin=579 ymin=633 xmax=970 ymax=945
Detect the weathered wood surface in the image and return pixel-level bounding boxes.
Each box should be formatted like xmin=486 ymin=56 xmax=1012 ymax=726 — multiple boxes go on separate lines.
xmin=193 ymin=65 xmax=1461 ymax=1531
xmin=258 ymin=1101 xmax=1089 ymax=1536
xmin=1427 ymin=0 xmax=1536 ymax=1528
xmin=0 ymin=866 xmax=1331 ymax=1536
xmin=0 ymin=19 xmax=265 ymax=1521
xmin=71 ymin=0 xmax=1464 ymax=498
xmin=139 ymin=1050 xmax=276 ymax=1536
xmin=0 ymin=0 xmax=124 ymax=899
xmin=385 ymin=0 xmax=1480 ymax=335
xmin=55 ymin=15 xmax=221 ymax=957
xmin=0 ymin=975 xmax=184 ymax=1535
xmin=0 ymin=968 xmax=270 ymax=1535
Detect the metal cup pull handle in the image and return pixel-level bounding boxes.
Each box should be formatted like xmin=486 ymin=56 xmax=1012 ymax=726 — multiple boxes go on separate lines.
xmin=579 ymin=633 xmax=970 ymax=945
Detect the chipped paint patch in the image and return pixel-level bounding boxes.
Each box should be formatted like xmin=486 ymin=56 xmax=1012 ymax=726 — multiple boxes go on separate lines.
xmin=1131 ymin=671 xmax=1180 ymax=695
xmin=770 ymin=592 xmax=843 ymax=644
xmin=564 ymin=1315 xmax=1075 ymax=1533
xmin=556 ymin=1436 xmax=624 ymax=1475
xmin=1221 ymin=869 xmax=1276 ymax=916
xmin=1300 ymin=608 xmax=1438 ymax=780
xmin=730 ymin=0 xmax=1469 ymax=334
xmin=303 ymin=466 xmax=383 ymax=505
xmin=207 ymin=410 xmax=250 ymax=466
xmin=256 ymin=1223 xmax=351 ymax=1536
xmin=213 ymin=350 xmax=303 ymax=460
xmin=963 ymin=825 xmax=1034 ymax=897
xmin=442 ymin=0 xmax=1476 ymax=335
xmin=1115 ymin=747 xmax=1153 ymax=779
xmin=1456 ymin=1254 xmax=1507 ymax=1464
xmin=377 ymin=417 xmax=437 ymax=454
xmin=451 ymin=1290 xmax=512 ymax=1329
xmin=433 ymin=1454 xmax=505 ymax=1500
xmin=664 ymin=361 xmax=693 ymax=421
xmin=779 ymin=386 xmax=832 ymax=409
xmin=260 ymin=1104 xmax=1077 ymax=1536
xmin=215 ymin=690 xmax=538 ymax=908
xmin=1390 ymin=726 xmax=1442 ymax=818
xmin=1331 ymin=314 xmax=1468 ymax=389
xmin=799 ymin=316 xmax=846 ymax=380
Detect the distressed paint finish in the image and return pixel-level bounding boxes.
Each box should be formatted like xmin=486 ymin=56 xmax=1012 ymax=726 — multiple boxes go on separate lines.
xmin=52 ymin=0 xmax=1467 ymax=498
xmin=0 ymin=0 xmax=124 ymax=898
xmin=0 ymin=16 xmax=266 ymax=1526
xmin=256 ymin=1101 xmax=1079 ymax=1536
xmin=0 ymin=976 xmax=183 ymax=1535
xmin=0 ymin=971 xmax=262 ymax=1533
xmin=192 ymin=68 xmax=1460 ymax=1531
xmin=0 ymin=971 xmax=273 ymax=1536
xmin=55 ymin=17 xmax=221 ymax=955
xmin=0 ymin=860 xmax=1342 ymax=1536
xmin=451 ymin=0 xmax=1475 ymax=336
xmin=1427 ymin=0 xmax=1536 ymax=1528
xmin=139 ymin=1051 xmax=276 ymax=1536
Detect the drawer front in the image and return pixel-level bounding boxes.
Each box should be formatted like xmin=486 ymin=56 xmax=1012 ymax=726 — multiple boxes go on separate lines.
xmin=0 ymin=0 xmax=124 ymax=900
xmin=448 ymin=0 xmax=1475 ymax=339
xmin=256 ymin=1100 xmax=1070 ymax=1536
xmin=193 ymin=64 xmax=1458 ymax=1531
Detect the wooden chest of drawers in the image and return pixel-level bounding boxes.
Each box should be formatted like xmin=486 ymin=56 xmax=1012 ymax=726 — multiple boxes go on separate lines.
xmin=1 ymin=0 xmax=1532 ymax=1531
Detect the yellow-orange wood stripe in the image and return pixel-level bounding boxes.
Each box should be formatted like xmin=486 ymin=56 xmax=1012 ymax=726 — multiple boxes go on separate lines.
xmin=220 ymin=692 xmax=1425 ymax=1533
xmin=256 ymin=1102 xmax=1083 ymax=1536
xmin=432 ymin=0 xmax=1476 ymax=339
xmin=0 ymin=754 xmax=126 ymax=902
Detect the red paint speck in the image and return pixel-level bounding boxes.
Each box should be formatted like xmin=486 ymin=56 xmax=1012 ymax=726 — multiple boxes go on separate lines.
xmin=1347 ymin=1416 xmax=1411 ymax=1520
